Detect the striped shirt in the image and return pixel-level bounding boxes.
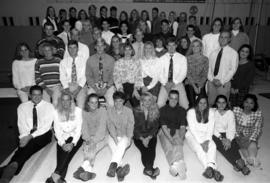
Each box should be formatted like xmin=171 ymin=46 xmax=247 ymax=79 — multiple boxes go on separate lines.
xmin=35 ymin=57 xmax=61 ymax=88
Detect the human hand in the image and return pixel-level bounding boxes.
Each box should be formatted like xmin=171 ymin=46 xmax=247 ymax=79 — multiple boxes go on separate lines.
xmin=222 ymin=138 xmax=231 ymax=151
xmin=19 ymin=135 xmax=32 ymax=147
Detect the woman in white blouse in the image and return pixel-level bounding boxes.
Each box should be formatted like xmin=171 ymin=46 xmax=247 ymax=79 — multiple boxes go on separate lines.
xmin=140 ymin=41 xmax=161 ymax=99
xmin=202 ymin=18 xmax=223 ymax=58
xmin=185 ymin=95 xmax=224 ymax=182
xmin=213 ymin=95 xmax=250 ymax=175
xmin=46 ymin=91 xmax=83 ymax=183
xmin=12 ymin=43 xmax=36 ymax=103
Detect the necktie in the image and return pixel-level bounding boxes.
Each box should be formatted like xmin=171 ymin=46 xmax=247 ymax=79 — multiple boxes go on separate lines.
xmin=71 ymin=58 xmax=77 ymax=83
xmin=168 ymin=54 xmax=174 ymax=82
xmin=31 ymin=104 xmax=37 ymax=133
xmin=214 ymin=48 xmax=223 ymax=76
xmin=138 ymin=43 xmax=142 ymax=59
xmin=99 ymin=56 xmax=103 ymax=81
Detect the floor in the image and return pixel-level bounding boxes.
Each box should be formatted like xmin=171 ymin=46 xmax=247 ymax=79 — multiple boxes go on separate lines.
xmin=1 ymin=74 xmax=270 ymax=183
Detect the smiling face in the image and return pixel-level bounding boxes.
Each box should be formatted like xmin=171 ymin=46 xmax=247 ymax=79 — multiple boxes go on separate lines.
xmin=43 ymin=46 xmax=53 ymax=59
xmin=213 ymin=20 xmax=222 ymax=33
xmin=124 ymin=45 xmax=133 ymax=58
xmin=216 ymin=97 xmax=227 ymax=111
xmin=142 ymin=95 xmax=152 ymax=109
xmin=120 ymin=23 xmax=128 ymax=34
xmin=219 ymin=32 xmax=231 ymax=47
xmin=232 ymin=19 xmax=241 ymax=31
xmin=31 ymin=89 xmax=43 ymax=105
xmin=88 ymin=96 xmax=99 ymax=111
xmin=168 ymin=93 xmax=178 ymax=108
xmin=167 ymin=42 xmax=177 ymax=54
xmin=239 ymin=47 xmax=250 ymax=60
xmin=68 ymin=44 xmax=78 ymax=57
xmin=198 ymin=98 xmax=208 ymax=112
xmin=20 ymin=45 xmax=30 ymax=59
xmin=243 ymin=98 xmax=255 ymax=112
xmin=61 ymin=94 xmax=72 ymax=109
xmin=44 ymin=25 xmax=54 ymax=36
xmin=114 ymin=98 xmax=124 ymax=110
xmin=111 ymin=37 xmax=120 ymax=49
xmin=192 ymin=41 xmax=201 ymax=54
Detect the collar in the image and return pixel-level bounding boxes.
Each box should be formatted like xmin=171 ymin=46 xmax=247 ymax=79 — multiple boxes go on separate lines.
xmin=232 ymin=30 xmax=239 ymax=36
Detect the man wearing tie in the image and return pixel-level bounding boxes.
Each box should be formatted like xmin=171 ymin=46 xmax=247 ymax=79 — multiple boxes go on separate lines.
xmin=158 ymin=37 xmax=189 ymax=109
xmin=208 ymin=31 xmax=238 ymax=106
xmin=86 ymin=38 xmax=115 ymax=106
xmin=60 ymin=40 xmax=88 ymax=109
xmin=0 ymin=85 xmax=54 ymax=182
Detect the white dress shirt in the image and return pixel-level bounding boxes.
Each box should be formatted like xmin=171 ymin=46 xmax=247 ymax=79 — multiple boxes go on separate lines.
xmin=213 ymin=109 xmax=236 ymax=141
xmin=57 ymin=31 xmax=71 ymax=46
xmin=140 ymin=57 xmax=161 ymax=90
xmin=60 ymin=55 xmax=87 ymax=88
xmin=101 ymin=30 xmax=114 ymax=45
xmin=202 ymin=33 xmax=220 ymax=58
xmin=208 ymin=45 xmax=238 ymax=85
xmin=187 ymin=108 xmax=215 ymax=144
xmin=132 ymin=42 xmax=144 ymax=60
xmin=17 ymin=100 xmax=55 ymax=139
xmin=64 ymin=41 xmax=89 ymax=61
xmin=12 ymin=59 xmax=36 ymax=89
xmin=159 ymin=52 xmax=187 ymax=85
xmin=53 ymin=107 xmax=82 ymax=146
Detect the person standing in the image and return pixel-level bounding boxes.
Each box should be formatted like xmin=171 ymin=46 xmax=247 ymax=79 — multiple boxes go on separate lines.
xmin=208 ymin=31 xmax=238 ymax=106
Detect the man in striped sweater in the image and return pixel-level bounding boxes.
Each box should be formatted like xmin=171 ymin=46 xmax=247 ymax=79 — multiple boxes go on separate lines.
xmin=35 ymin=43 xmax=62 ymax=106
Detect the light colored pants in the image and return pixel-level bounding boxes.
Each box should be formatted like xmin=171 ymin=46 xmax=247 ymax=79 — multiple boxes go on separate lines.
xmin=108 ymin=136 xmax=130 ymax=165
xmin=88 ymin=86 xmax=115 ymax=107
xmin=159 ymin=130 xmax=184 ymax=165
xmin=82 ymin=137 xmax=108 ymax=172
xmin=74 ymin=86 xmax=87 ymax=109
xmin=157 ymin=83 xmax=189 ymax=109
xmin=17 ymin=89 xmax=29 ymax=103
xmin=208 ymin=81 xmax=231 ymax=106
xmin=43 ymin=85 xmax=62 ymax=106
xmin=185 ymin=130 xmax=217 ymax=169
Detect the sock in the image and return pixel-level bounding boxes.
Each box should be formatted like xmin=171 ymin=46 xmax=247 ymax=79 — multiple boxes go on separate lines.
xmin=82 ymin=160 xmax=92 ymax=172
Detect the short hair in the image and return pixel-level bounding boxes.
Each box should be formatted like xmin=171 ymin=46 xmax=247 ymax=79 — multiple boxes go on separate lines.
xmin=166 ymin=37 xmax=177 ymax=45
xmin=161 ymin=19 xmax=169 ymax=25
xmin=68 ymin=40 xmax=78 ymax=47
xmin=110 ymin=6 xmax=117 ymax=11
xmin=154 ymin=36 xmax=166 ymax=47
xmin=85 ymin=93 xmax=99 ymax=111
xmin=152 ymin=7 xmax=159 ymax=12
xmin=30 ymin=85 xmax=43 ymax=95
xmin=241 ymin=94 xmax=259 ymax=112
xmin=69 ymin=7 xmax=76 ymax=12
xmin=169 ymin=90 xmax=179 ymax=97
xmin=101 ymin=18 xmax=109 ymax=25
xmin=94 ymin=37 xmax=106 ymax=46
xmin=88 ymin=4 xmax=96 ymax=10
xmin=210 ymin=17 xmax=224 ymax=32
xmin=213 ymin=95 xmax=230 ymax=110
xmin=238 ymin=44 xmax=253 ymax=61
xmin=43 ymin=22 xmax=54 ymax=30
xmin=42 ymin=42 xmax=53 ymax=49
xmin=186 ymin=24 xmax=195 ymax=31
xmin=113 ymin=91 xmax=126 ymax=101
xmin=100 ymin=6 xmax=108 ymax=12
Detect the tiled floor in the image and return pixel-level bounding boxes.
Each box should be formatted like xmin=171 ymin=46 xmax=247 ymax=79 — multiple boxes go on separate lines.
xmin=1 ymin=75 xmax=270 ymax=183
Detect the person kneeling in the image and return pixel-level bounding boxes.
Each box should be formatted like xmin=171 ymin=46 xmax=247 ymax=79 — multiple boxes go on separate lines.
xmin=73 ymin=94 xmax=108 ymax=181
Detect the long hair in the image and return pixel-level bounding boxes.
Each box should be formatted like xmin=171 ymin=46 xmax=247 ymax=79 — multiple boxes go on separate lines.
xmin=13 ymin=42 xmax=33 ymax=60
xmin=139 ymin=92 xmax=160 ymax=122
xmin=213 ymin=95 xmax=230 ymax=110
xmin=78 ymin=9 xmax=88 ymax=20
xmin=143 ymin=41 xmax=156 ymax=58
xmin=230 ymin=17 xmax=244 ymax=32
xmin=186 ymin=39 xmax=203 ymax=56
xmin=46 ymin=6 xmax=56 ymax=18
xmin=56 ymin=91 xmax=76 ymax=122
xmin=194 ymin=95 xmax=209 ymax=124
xmin=238 ymin=44 xmax=253 ymax=61
xmin=210 ymin=17 xmax=224 ymax=33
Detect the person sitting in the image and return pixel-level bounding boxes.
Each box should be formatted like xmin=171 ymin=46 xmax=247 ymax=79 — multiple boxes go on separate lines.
xmin=186 ymin=24 xmax=200 ymax=43
xmin=133 ymin=92 xmax=160 ymax=179
xmin=132 ymin=28 xmax=145 ymax=60
xmin=101 ymin=19 xmax=115 ymax=46
xmin=106 ymin=91 xmax=134 ymax=181
xmin=35 ymin=22 xmax=65 ymax=59
xmin=212 ymin=95 xmax=250 ymax=175
xmin=12 ymin=42 xmax=37 ymax=103
xmin=185 ymin=95 xmax=224 ymax=182
xmin=234 ymin=94 xmax=263 ymax=167
xmin=0 ymin=86 xmax=54 ymax=182
xmin=113 ymin=43 xmax=143 ymax=107
xmin=73 ymin=94 xmax=108 ymax=181
xmin=46 ymin=91 xmax=83 ymax=183
xmin=86 ymin=38 xmax=115 ymax=106
xmin=57 ymin=20 xmax=71 ymax=46
xmin=60 ymin=40 xmax=87 ymax=109
xmin=154 ymin=36 xmax=167 ymax=58
xmin=35 ymin=43 xmax=62 ymax=107
xmin=159 ymin=90 xmax=187 ymax=179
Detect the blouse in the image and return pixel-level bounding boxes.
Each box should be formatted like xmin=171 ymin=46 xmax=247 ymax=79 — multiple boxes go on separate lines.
xmin=213 ymin=109 xmax=236 ymax=141
xmin=133 ymin=108 xmax=160 ymax=139
xmin=140 ymin=57 xmax=160 ymax=90
xmin=53 ymin=107 xmax=82 ymax=146
xmin=233 ymin=107 xmax=263 ymax=142
xmin=186 ymin=54 xmax=209 ymax=87
xmin=113 ymin=58 xmax=143 ymax=90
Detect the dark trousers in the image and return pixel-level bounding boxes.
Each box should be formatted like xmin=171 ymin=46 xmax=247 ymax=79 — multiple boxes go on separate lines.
xmin=55 ymin=138 xmax=83 ymax=178
xmin=212 ymin=134 xmax=241 ymax=167
xmin=123 ymin=83 xmax=140 ymax=107
xmin=185 ymin=84 xmax=206 ymax=108
xmin=9 ymin=130 xmax=52 ymax=175
xmin=134 ymin=137 xmax=157 ymax=170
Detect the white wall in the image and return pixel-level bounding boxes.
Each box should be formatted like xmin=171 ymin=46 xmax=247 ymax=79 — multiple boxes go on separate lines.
xmin=0 ymin=0 xmax=269 ymax=26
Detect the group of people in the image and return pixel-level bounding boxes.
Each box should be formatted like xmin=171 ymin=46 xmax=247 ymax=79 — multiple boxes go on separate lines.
xmin=0 ymin=4 xmax=263 ymax=183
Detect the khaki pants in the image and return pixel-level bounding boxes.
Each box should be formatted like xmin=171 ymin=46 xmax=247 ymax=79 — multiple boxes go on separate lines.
xmin=43 ymin=85 xmax=62 ymax=106
xmin=208 ymin=81 xmax=231 ymax=106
